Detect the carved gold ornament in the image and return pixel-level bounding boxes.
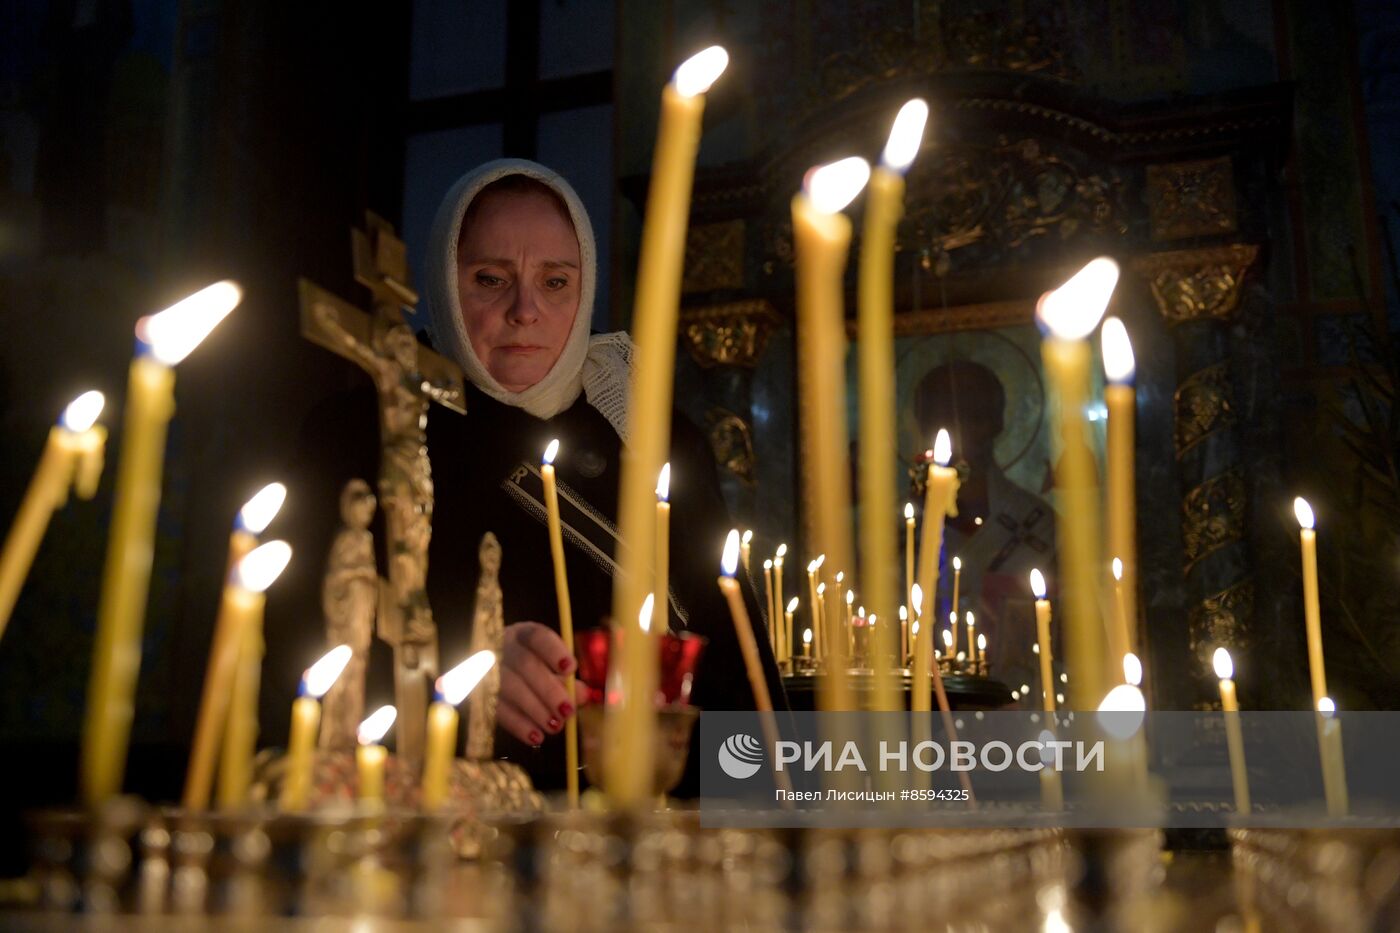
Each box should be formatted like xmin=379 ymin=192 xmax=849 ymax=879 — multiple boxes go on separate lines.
xmin=1174 ymin=362 xmax=1237 ymax=458
xmin=1131 ymin=244 xmax=1259 ymax=325
xmin=1181 ymin=469 xmax=1247 ymax=574
xmin=1146 ymin=157 xmax=1239 ymax=241
xmin=680 ymin=301 xmax=782 ymax=369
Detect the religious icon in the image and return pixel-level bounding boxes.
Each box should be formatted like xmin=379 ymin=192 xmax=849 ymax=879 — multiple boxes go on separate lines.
xmin=318 ymin=479 xmax=379 ymax=751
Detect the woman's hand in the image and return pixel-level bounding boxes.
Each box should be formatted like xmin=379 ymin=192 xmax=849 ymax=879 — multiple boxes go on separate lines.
xmin=499 ymin=621 xmax=576 ymax=746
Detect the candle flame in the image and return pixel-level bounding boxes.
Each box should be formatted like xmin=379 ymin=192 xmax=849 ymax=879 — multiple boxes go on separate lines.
xmin=1101 ymin=316 xmax=1136 ymax=383
xmin=899 ymin=605 xmax=908 ymax=621
xmin=912 ymin=621 xmax=920 ymax=636
xmin=803 ymin=628 xmax=812 ymax=645
xmin=237 ymin=482 xmax=287 ymax=535
xmin=1030 ymin=568 xmax=1047 ymax=599
xmin=952 ymin=555 xmax=962 ymax=571
xmin=656 ymin=462 xmax=671 ymax=500
xmin=721 ymin=529 xmax=741 ymax=576
xmin=672 ymin=45 xmax=728 ymax=97
xmin=1060 ymin=673 xmax=1069 ymax=683
xmin=303 ymin=644 xmax=353 ymax=699
xmin=835 ymin=570 xmax=843 ymax=584
xmin=858 ymin=606 xmax=866 ymax=617
xmin=776 ymin=543 xmax=788 ymax=559
xmin=741 ymin=529 xmax=753 ymax=545
xmin=1123 ymin=652 xmax=1143 ymax=686
xmin=807 ymin=558 xmax=819 ymax=574
xmin=61 ymin=390 xmax=105 ymax=432
xmin=1036 ymin=258 xmax=1119 ymax=341
xmin=764 ymin=559 xmax=772 ymax=570
xmin=1213 ymin=647 xmax=1234 ymax=681
xmin=234 ymin=540 xmax=292 ymax=593
xmin=1021 ymin=683 xmax=1031 ymax=694
xmin=933 ymin=429 xmax=952 ymax=466
xmin=543 ymin=438 xmax=560 ymax=465
xmin=1033 ymin=643 xmax=1040 ymax=654
xmin=941 ymin=628 xmax=953 ymax=648
xmin=813 ymin=553 xmax=825 ymax=569
xmin=137 ymin=280 xmax=242 ymax=365
xmin=1096 ymin=683 xmax=1146 ymax=739
xmin=1056 ymin=692 xmax=1065 ymax=704
xmin=639 ymin=593 xmax=656 ymax=633
xmin=806 ymin=156 xmax=871 ymax=214
xmin=909 ymin=584 xmax=922 ymax=610
xmin=881 ymin=98 xmax=929 ymax=172
xmin=1112 ymin=557 xmax=1123 ymax=581
xmin=357 ymin=705 xmax=397 ymax=745
xmin=965 ymin=611 xmax=975 ymax=626
xmin=977 ymin=632 xmax=987 ymax=650
xmin=1294 ymin=497 xmax=1315 ymax=530
xmin=817 ymin=582 xmax=826 ymax=595
xmin=436 ymin=650 xmax=496 ymax=706
xmin=846 ymin=589 xmax=854 ymax=606
xmin=949 ymin=611 xmax=957 ymax=624
xmin=1011 ymin=690 xmax=1020 ymax=700
xmin=1318 ymin=696 xmax=1336 ymax=717
xmin=904 ymin=502 xmax=914 ymax=520
xmin=786 ymin=597 xmax=799 ymax=613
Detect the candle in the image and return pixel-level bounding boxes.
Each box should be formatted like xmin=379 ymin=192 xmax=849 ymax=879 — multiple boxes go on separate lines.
xmin=740 ymin=529 xmax=753 ymax=577
xmin=951 ymin=556 xmax=962 ymax=624
xmin=1212 ymin=649 xmax=1250 ymax=815
xmin=1037 ymin=258 xmax=1118 ymax=710
xmin=1315 ymin=696 xmax=1349 ymax=817
xmin=1110 ymin=558 xmax=1131 ymax=671
xmin=898 ymin=605 xmax=909 ymax=666
xmin=1031 ymin=570 xmax=1056 ymax=715
xmin=904 ymin=503 xmax=916 ymax=663
xmin=793 ymin=156 xmax=868 ymax=712
xmin=184 ymin=540 xmax=291 ymax=810
xmin=718 ymin=531 xmax=791 ymax=793
xmin=815 ymin=583 xmax=827 ymax=661
xmin=976 ymin=632 xmax=987 ymax=671
xmin=763 ymin=560 xmax=776 ymax=655
xmin=1123 ymin=652 xmax=1143 ymax=689
xmin=1102 ymin=317 xmax=1138 ymax=663
xmin=281 ymin=645 xmax=353 ymax=811
xmin=82 ymin=280 xmax=241 ymax=805
xmin=540 ymin=439 xmax=579 ymax=808
xmin=806 ymin=556 xmax=824 ymax=662
xmin=859 ymin=99 xmax=928 ymax=714
xmin=773 ymin=544 xmax=788 ymax=664
xmin=655 ymin=463 xmax=671 ymax=636
xmin=785 ymin=597 xmax=798 ymax=662
xmin=357 ymin=705 xmax=396 ymax=804
xmin=607 ymin=46 xmax=728 ymax=807
xmin=802 ymin=627 xmax=812 ymax=660
xmin=1096 ymin=683 xmax=1149 ymax=799
xmin=421 ymin=650 xmax=496 ymax=810
xmin=0 ymin=391 xmax=107 ymax=636
xmin=1294 ymin=498 xmax=1327 ymax=709
xmin=1038 ymin=728 xmax=1065 ymax=810
xmin=965 ymin=611 xmax=977 ymax=668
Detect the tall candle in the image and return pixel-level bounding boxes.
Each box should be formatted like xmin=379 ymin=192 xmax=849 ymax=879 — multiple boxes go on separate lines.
xmin=915 ymin=430 xmax=959 ymax=708
xmin=1037 ymin=728 xmax=1065 ymax=810
xmin=763 ymin=560 xmax=776 ymax=655
xmin=1102 ymin=317 xmax=1138 ymax=662
xmin=1294 ymin=498 xmax=1327 ymax=708
xmin=802 ymin=627 xmax=812 ymax=660
xmin=898 ymin=605 xmax=909 ymax=666
xmin=859 ymin=99 xmax=928 ymax=713
xmin=1110 ymin=558 xmax=1130 ymax=671
xmin=1037 ymin=259 xmax=1118 ymax=710
xmin=904 ymin=503 xmax=915 ymax=663
xmin=0 ymin=391 xmax=106 ymax=636
xmin=806 ymin=556 xmax=824 ymax=662
xmin=951 ymin=556 xmax=962 ymax=624
xmin=1315 ymin=696 xmax=1349 ymax=817
xmin=1097 ymin=683 xmax=1149 ymax=799
xmin=1212 ymin=649 xmax=1250 ymax=815
xmin=357 ymin=705 xmax=396 ymax=804
xmin=540 ymin=440 xmax=579 ymax=808
xmin=965 ymin=611 xmax=977 ymax=668
xmin=82 ymin=281 xmax=241 ymax=805
xmin=421 ymin=650 xmax=496 ymax=810
xmin=184 ymin=540 xmax=291 ymax=810
xmin=773 ymin=544 xmax=788 ymax=664
xmin=816 ymin=583 xmax=827 ymax=661
xmin=1031 ymin=570 xmax=1056 ymax=715
xmin=607 ymin=46 xmax=728 ymax=807
xmin=740 ymin=529 xmax=752 ymax=578
xmin=976 ymin=632 xmax=987 ymax=672
xmin=792 ymin=156 xmax=868 ymax=712
xmin=280 ymin=645 xmax=353 ymax=811
xmin=655 ymin=463 xmax=671 ymax=636
xmin=785 ymin=598 xmax=798 ymax=663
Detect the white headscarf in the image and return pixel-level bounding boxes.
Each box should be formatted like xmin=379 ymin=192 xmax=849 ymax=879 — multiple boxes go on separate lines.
xmin=425 ymin=158 xmax=633 ymax=440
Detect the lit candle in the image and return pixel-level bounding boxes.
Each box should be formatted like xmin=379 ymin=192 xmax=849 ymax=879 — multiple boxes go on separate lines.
xmin=802 ymin=627 xmax=812 ymax=660
xmin=1212 ymin=648 xmax=1250 ymax=815
xmin=184 ymin=539 xmax=291 ymax=810
xmin=1038 ymin=728 xmax=1065 ymax=810
xmin=655 ymin=463 xmax=671 ymax=636
xmin=1096 ymin=682 xmax=1149 ymax=799
xmin=806 ymin=556 xmax=824 ymax=662
xmin=740 ymin=529 xmax=753 ymax=578
xmin=1031 ymin=569 xmax=1056 ymax=715
xmin=281 ymin=644 xmax=353 ymax=811
xmin=940 ymin=625 xmax=953 ymax=662
xmin=83 ymin=281 xmax=242 ymax=805
xmin=965 ymin=611 xmax=977 ymax=668
xmin=916 ymin=432 xmax=958 ymax=674
xmin=421 ymin=650 xmax=496 ymax=810
xmin=898 ymin=605 xmax=909 ymax=666
xmin=357 ymin=705 xmax=396 ymax=804
xmin=1102 ymin=317 xmax=1138 ymax=663
xmin=1038 ymin=259 xmax=1118 ymax=710
xmin=773 ymin=544 xmax=788 ymax=664
xmin=1294 ymin=498 xmax=1327 ymax=709
xmin=976 ymin=632 xmax=987 ymax=671
xmin=785 ymin=597 xmax=798 ymax=661
xmin=1315 ymin=696 xmax=1349 ymax=817
xmin=608 ymin=46 xmax=728 ymax=807
xmin=1110 ymin=558 xmax=1131 ymax=673
xmin=792 ymin=155 xmax=868 ymax=713
xmin=540 ymin=439 xmax=579 ymax=808
xmin=859 ymin=99 xmax=928 ymax=714
xmin=904 ymin=504 xmax=915 ymax=663
xmin=0 ymin=391 xmax=106 ymax=637
xmin=763 ymin=559 xmax=776 ymax=654
xmin=1123 ymin=652 xmax=1143 ymax=689
xmin=951 ymin=556 xmax=962 ymax=624
xmin=815 ymin=582 xmax=827 ymax=661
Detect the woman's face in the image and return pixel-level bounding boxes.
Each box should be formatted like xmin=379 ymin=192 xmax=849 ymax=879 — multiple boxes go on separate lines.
xmin=456 ymin=187 xmax=581 ymax=392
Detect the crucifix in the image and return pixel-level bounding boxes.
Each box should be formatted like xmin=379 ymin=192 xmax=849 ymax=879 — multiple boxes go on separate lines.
xmin=299 ymin=212 xmax=466 ymax=771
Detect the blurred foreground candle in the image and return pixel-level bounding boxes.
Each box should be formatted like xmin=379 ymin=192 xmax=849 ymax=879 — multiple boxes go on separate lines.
xmin=83 ymin=281 xmax=241 ymax=805
xmin=0 ymin=390 xmax=106 ymax=637
xmin=773 ymin=544 xmax=788 ymax=663
xmin=357 ymin=705 xmax=396 ymax=804
xmin=763 ymin=560 xmax=775 ymax=652
xmin=1294 ymin=498 xmax=1327 ymax=708
xmin=1315 ymin=697 xmax=1349 ymax=817
xmin=1097 ymin=683 xmax=1149 ymax=798
xmin=184 ymin=539 xmax=291 ymax=810
xmin=422 ymin=650 xmax=496 ymax=810
xmin=281 ymin=645 xmax=353 ymax=811
xmin=608 ymin=45 xmax=728 ymax=806
xmin=740 ymin=529 xmax=752 ymax=577
xmin=1038 ymin=259 xmax=1117 ymax=710
xmin=793 ymin=155 xmax=868 ymax=712
xmin=1110 ymin=558 xmax=1130 ymax=671
xmin=951 ymin=556 xmax=962 ymax=623
xmin=540 ymin=439 xmax=579 ymax=808
xmin=859 ymin=99 xmax=928 ymax=713
xmin=1031 ymin=570 xmax=1056 ymax=715
xmin=1102 ymin=317 xmax=1138 ymax=661
xmin=806 ymin=556 xmax=823 ymax=660
xmin=1212 ymin=648 xmax=1250 ymax=815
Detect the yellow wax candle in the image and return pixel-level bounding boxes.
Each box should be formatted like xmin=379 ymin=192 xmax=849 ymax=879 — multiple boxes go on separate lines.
xmin=904 ymin=504 xmax=916 ymax=662
xmin=951 ymin=556 xmax=962 ymax=623
xmin=793 ymin=157 xmax=869 ymax=711
xmin=915 ymin=431 xmax=960 ymax=710
xmin=1110 ymin=558 xmax=1131 ymax=671
xmin=1294 ymin=498 xmax=1327 ymax=708
xmin=1212 ymin=649 xmax=1250 ymax=815
xmin=763 ymin=560 xmax=776 ymax=654
xmin=1097 ymin=683 xmax=1149 ymax=799
xmin=356 ymin=705 xmax=396 ymax=804
xmin=540 ymin=440 xmax=580 ymax=808
xmin=806 ymin=556 xmax=823 ymax=662
xmin=802 ymin=627 xmax=812 ymax=660
xmin=773 ymin=544 xmax=787 ymax=663
xmin=1037 ymin=728 xmax=1065 ymax=810
xmin=0 ymin=391 xmax=106 ymax=637
xmin=83 ymin=281 xmax=241 ymax=805
xmin=816 ymin=583 xmax=827 ymax=662
xmin=1103 ymin=317 xmax=1138 ymax=660
xmin=421 ymin=650 xmax=496 ymax=810
xmin=858 ymin=100 xmax=927 ymax=713
xmin=1031 ymin=570 xmax=1056 ymax=715
xmin=1037 ymin=259 xmax=1118 ymax=710
xmin=898 ymin=605 xmax=908 ymax=666
xmin=184 ymin=540 xmax=290 ymax=810
xmin=1316 ymin=696 xmax=1349 ymax=817
xmin=785 ymin=598 xmax=798 ymax=662
xmin=607 ymin=47 xmax=728 ymax=807
xmin=655 ymin=463 xmax=671 ymax=636
xmin=976 ymin=631 xmax=987 ymax=671
xmin=280 ymin=645 xmax=352 ymax=811
xmin=740 ymin=530 xmax=752 ymax=578
xmin=965 ymin=612 xmax=977 ymax=667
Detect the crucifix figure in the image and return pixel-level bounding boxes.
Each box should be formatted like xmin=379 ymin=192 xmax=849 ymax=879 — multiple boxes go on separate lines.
xmin=299 ymin=212 xmax=466 ymax=771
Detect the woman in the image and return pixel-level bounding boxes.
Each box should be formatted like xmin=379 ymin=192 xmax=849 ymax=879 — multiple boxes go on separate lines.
xmin=284 ymin=159 xmax=784 ymax=796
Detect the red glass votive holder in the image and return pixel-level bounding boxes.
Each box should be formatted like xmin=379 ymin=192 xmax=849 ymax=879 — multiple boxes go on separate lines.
xmin=574 ymin=627 xmax=706 ymax=707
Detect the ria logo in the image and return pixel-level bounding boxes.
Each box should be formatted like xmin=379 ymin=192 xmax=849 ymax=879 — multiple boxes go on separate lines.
xmin=718 ymin=733 xmax=764 ymax=779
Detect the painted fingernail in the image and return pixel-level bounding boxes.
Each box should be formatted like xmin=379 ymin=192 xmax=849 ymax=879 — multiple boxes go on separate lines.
xmin=559 ymin=702 xmax=574 ymax=718
xmin=529 ymin=730 xmax=543 ymax=746
xmin=547 ymin=717 xmax=561 ymax=732
xmin=558 ymin=658 xmax=574 ymax=673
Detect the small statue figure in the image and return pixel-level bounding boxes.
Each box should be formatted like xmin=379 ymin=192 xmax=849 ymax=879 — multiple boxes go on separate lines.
xmin=319 ymin=479 xmax=379 ymax=751
xmin=466 ymin=533 xmax=504 ymax=761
